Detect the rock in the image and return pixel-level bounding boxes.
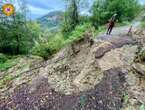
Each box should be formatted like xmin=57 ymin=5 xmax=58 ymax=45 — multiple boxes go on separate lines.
xmin=132 ymin=63 xmax=145 ymax=76
xmin=72 ymin=42 xmax=105 ymax=91
xmin=98 ymin=48 xmax=124 ymax=71
xmin=123 ymin=106 xmax=136 ymax=110
xmin=129 ymin=98 xmax=138 ymax=106
xmin=95 ymin=41 xmax=114 ymax=58
xmin=98 ymin=45 xmax=137 ymax=71
xmin=95 ymin=37 xmax=136 ymax=59
xmin=109 ymin=37 xmax=136 ymax=48
xmin=126 ymin=71 xmax=140 ymax=86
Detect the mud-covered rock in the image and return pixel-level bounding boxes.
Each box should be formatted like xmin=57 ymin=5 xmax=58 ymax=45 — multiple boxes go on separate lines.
xmin=95 ymin=41 xmax=114 ymax=58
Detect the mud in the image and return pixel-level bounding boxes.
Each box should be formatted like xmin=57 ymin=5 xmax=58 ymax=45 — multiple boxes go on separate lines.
xmin=0 ymin=68 xmax=126 ymax=110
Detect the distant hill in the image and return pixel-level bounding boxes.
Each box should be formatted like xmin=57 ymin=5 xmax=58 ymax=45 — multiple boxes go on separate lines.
xmin=37 ymin=11 xmax=64 ymax=30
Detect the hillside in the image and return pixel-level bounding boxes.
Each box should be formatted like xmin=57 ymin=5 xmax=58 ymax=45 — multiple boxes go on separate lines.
xmin=37 ymin=11 xmax=64 ymax=30
xmin=1 ymin=23 xmax=145 ymax=109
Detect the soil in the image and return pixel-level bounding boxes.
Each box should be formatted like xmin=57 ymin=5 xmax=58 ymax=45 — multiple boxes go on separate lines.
xmin=0 ymin=68 xmax=126 ymax=110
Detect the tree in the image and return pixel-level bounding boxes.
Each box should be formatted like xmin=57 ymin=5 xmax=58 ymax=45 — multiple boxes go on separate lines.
xmin=62 ymin=0 xmax=80 ymax=36
xmin=92 ymin=0 xmax=141 ymax=29
xmin=0 ymin=1 xmax=36 ymax=55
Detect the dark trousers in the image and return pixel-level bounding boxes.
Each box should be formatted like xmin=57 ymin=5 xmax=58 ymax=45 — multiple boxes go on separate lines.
xmin=106 ymin=25 xmax=114 ymax=35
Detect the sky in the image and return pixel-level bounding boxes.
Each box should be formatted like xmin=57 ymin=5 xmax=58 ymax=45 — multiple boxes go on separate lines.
xmin=25 ymin=0 xmax=65 ymax=19
xmin=140 ymin=0 xmax=145 ymax=4
xmin=11 ymin=0 xmax=93 ymax=19
xmin=5 ymin=0 xmax=145 ymax=19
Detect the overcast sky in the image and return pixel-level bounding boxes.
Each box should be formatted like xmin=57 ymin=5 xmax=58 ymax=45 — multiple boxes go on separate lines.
xmin=8 ymin=0 xmax=145 ymax=19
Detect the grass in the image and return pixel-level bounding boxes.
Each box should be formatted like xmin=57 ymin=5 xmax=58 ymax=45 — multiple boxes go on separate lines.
xmin=0 ymin=57 xmax=19 ymax=71
xmin=0 ymin=57 xmax=30 ymax=89
xmin=123 ymin=93 xmax=129 ymax=104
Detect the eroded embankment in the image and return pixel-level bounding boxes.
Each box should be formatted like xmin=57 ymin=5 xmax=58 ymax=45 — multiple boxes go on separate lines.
xmin=0 ymin=33 xmax=140 ymax=110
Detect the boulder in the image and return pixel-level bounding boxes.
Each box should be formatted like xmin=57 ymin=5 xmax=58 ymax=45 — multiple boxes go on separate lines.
xmin=95 ymin=41 xmax=114 ymax=58
xmin=95 ymin=37 xmax=136 ymax=59
xmin=132 ymin=63 xmax=145 ymax=76
xmin=98 ymin=45 xmax=137 ymax=71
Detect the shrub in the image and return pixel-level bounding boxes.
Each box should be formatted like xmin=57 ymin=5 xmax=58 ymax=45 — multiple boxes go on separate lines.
xmin=141 ymin=20 xmax=145 ymax=28
xmin=0 ymin=54 xmax=8 ymax=63
xmin=65 ymin=23 xmax=94 ymax=43
xmin=32 ymin=34 xmax=65 ymax=60
xmin=0 ymin=57 xmax=19 ymax=71
xmin=32 ymin=23 xmax=95 ymax=59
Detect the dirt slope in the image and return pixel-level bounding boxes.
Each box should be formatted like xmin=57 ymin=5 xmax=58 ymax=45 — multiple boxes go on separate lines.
xmin=0 ymin=25 xmax=145 ymax=110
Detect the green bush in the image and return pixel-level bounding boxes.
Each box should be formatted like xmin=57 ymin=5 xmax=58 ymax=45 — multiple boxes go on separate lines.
xmin=0 ymin=54 xmax=8 ymax=63
xmin=0 ymin=58 xmax=19 ymax=71
xmin=65 ymin=23 xmax=94 ymax=43
xmin=48 ymin=34 xmax=65 ymax=52
xmin=32 ymin=23 xmax=94 ymax=59
xmin=141 ymin=21 xmax=145 ymax=28
xmin=32 ymin=34 xmax=65 ymax=60
xmin=32 ymin=44 xmax=52 ymax=60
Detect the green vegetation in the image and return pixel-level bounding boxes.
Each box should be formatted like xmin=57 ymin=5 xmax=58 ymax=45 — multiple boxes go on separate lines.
xmin=0 ymin=56 xmax=19 ymax=71
xmin=32 ymin=23 xmax=94 ymax=59
xmin=32 ymin=34 xmax=65 ymax=59
xmin=38 ymin=11 xmax=63 ymax=29
xmin=92 ymin=0 xmax=141 ymax=29
xmin=141 ymin=15 xmax=145 ymax=28
xmin=141 ymin=21 xmax=145 ymax=28
xmin=0 ymin=53 xmax=8 ymax=63
xmin=62 ymin=0 xmax=80 ymax=36
xmin=140 ymin=104 xmax=145 ymax=110
xmin=123 ymin=93 xmax=129 ymax=104
xmin=0 ymin=5 xmax=40 ymax=55
xmin=65 ymin=23 xmax=94 ymax=42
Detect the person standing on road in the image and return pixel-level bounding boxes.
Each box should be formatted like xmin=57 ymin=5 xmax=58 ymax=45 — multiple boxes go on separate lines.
xmin=106 ymin=13 xmax=118 ymax=35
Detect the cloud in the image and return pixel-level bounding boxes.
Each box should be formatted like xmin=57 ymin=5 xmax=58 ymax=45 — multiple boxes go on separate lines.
xmin=28 ymin=4 xmax=50 ymax=15
xmin=25 ymin=0 xmax=64 ymax=10
xmin=12 ymin=0 xmax=57 ymax=19
xmin=24 ymin=0 xmax=65 ymax=19
xmin=25 ymin=0 xmax=52 ymax=10
xmin=27 ymin=4 xmax=55 ymax=19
